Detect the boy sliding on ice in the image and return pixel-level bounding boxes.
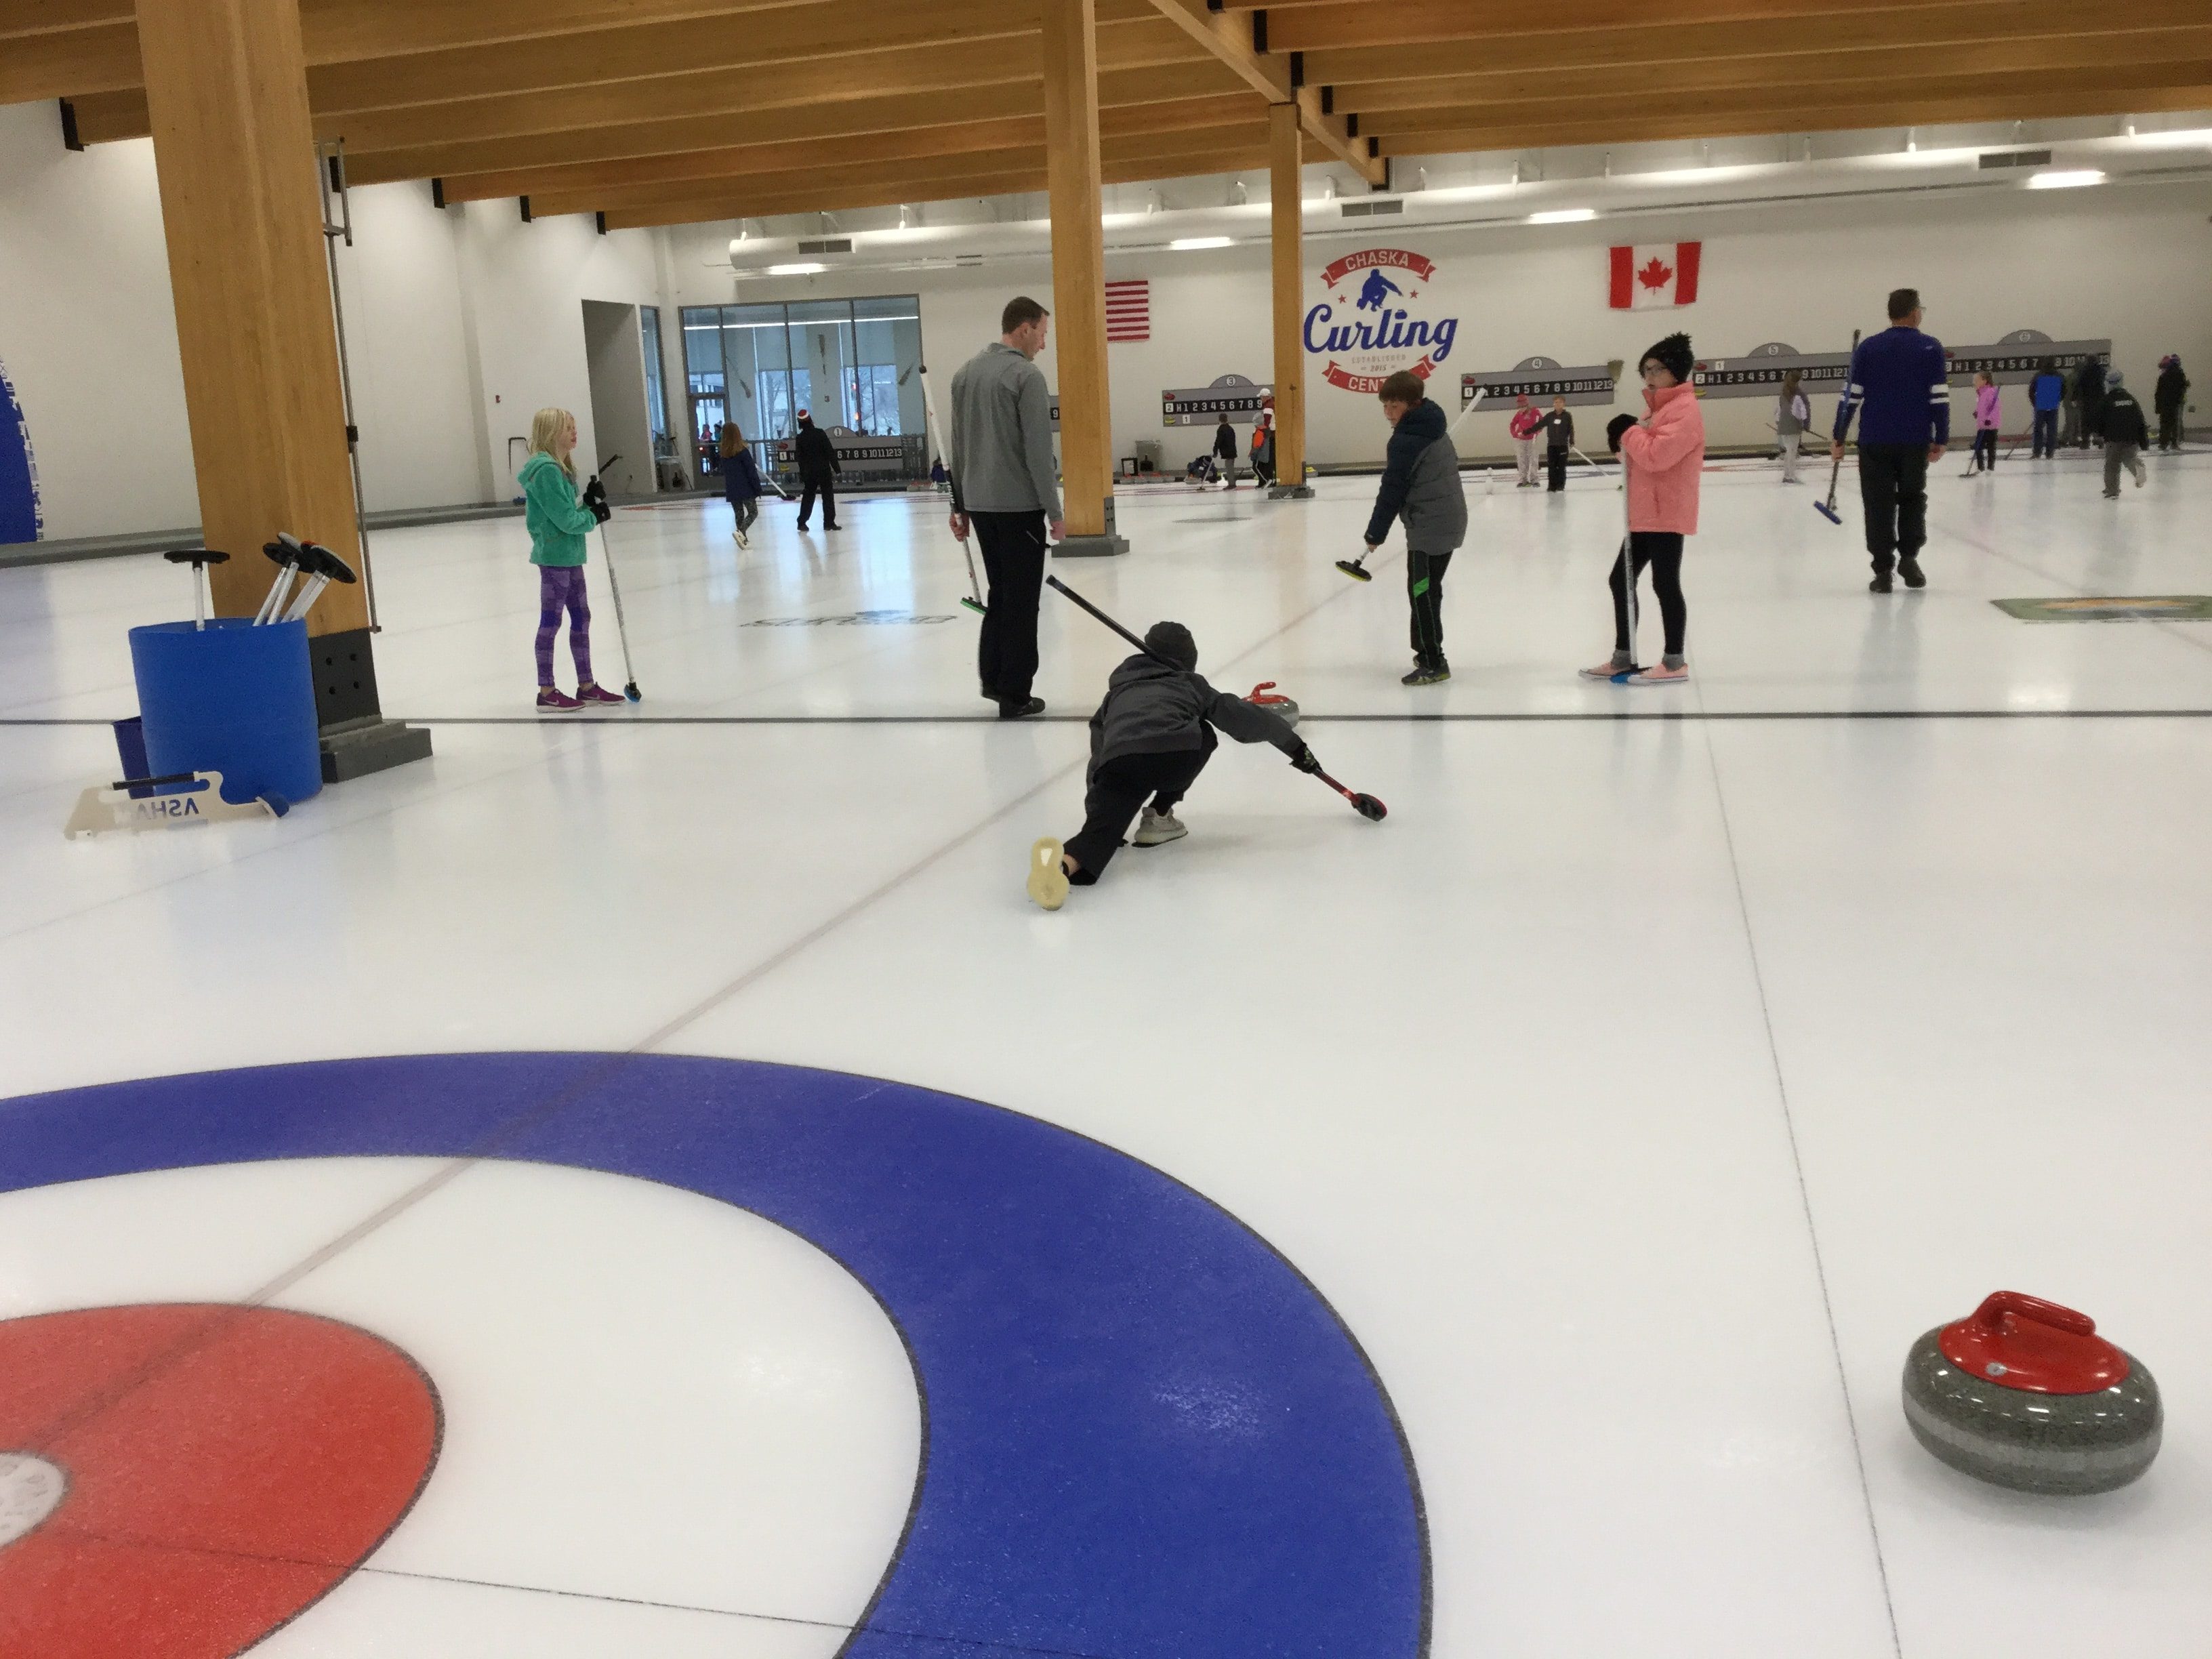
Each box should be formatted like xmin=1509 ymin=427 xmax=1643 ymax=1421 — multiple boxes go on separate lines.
xmin=1027 ymin=620 xmax=1316 ymax=910
xmin=1360 ymin=369 xmax=1470 ymax=687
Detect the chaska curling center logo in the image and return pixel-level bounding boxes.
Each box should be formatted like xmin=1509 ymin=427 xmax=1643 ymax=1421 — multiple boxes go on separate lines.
xmin=1303 ymin=249 xmax=1460 ymax=394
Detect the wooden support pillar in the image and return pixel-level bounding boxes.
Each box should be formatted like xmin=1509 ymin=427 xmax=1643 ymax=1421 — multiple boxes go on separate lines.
xmin=1267 ymin=103 xmax=1313 ymax=499
xmin=1040 ymin=0 xmax=1124 ymax=555
xmin=136 ymin=0 xmax=365 ymax=631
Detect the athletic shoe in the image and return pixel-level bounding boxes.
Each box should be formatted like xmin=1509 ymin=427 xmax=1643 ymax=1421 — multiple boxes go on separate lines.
xmin=1401 ymin=662 xmax=1451 ymax=686
xmin=998 ymin=696 xmax=1046 ymax=720
xmin=575 ymin=684 xmax=626 ymax=706
xmin=2102 ymin=491 xmax=2119 ymax=500
xmin=1898 ymin=556 xmax=1926 ymax=589
xmin=1579 ymin=659 xmax=1634 ymax=680
xmin=796 ymin=520 xmax=810 ymax=531
xmin=734 ymin=529 xmax=750 ymax=549
xmin=981 ymin=684 xmax=1001 ymax=704
xmin=1626 ymin=663 xmax=1689 ymax=685
xmin=1027 ymin=838 xmax=1070 ymax=911
xmin=535 ymin=689 xmax=583 ymax=713
xmin=1134 ymin=807 xmax=1187 ymax=846
xmin=1870 ymin=573 xmax=1893 ymax=594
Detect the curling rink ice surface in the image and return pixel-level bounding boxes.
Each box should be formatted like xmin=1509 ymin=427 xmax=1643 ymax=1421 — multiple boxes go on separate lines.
xmin=3 ymin=447 xmax=2211 ymax=1657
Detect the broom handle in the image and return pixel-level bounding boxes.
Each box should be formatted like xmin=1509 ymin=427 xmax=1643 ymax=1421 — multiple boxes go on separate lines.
xmin=1046 ymin=573 xmax=1162 ymax=661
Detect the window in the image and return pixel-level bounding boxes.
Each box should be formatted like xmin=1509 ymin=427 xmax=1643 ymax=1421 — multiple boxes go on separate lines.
xmin=677 ymin=295 xmax=924 ymax=476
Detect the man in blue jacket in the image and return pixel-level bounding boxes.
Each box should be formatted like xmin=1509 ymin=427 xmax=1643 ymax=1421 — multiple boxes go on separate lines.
xmin=1832 ymin=287 xmax=1950 ymax=593
xmin=2029 ymin=359 xmax=2066 ymax=459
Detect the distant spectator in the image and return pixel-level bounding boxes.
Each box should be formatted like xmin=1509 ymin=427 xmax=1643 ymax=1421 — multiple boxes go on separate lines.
xmin=2028 ymin=358 xmax=2065 ymax=458
xmin=2154 ymin=354 xmax=2189 ymax=451
xmin=2072 ymin=355 xmax=2106 ymax=448
xmin=1967 ymin=371 xmax=2000 ymax=474
xmin=1509 ymin=395 xmax=1542 ymax=487
xmin=1774 ymin=370 xmax=1811 ymax=484
xmin=1537 ymin=396 xmax=1575 ymax=492
xmin=1212 ymin=415 xmax=1240 ymax=488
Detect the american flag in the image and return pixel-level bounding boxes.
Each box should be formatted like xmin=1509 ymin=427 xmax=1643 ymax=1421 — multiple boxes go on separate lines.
xmin=1105 ymin=279 xmax=1149 ymax=342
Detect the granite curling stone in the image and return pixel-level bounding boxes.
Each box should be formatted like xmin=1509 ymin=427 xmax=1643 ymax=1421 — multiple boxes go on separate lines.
xmin=1902 ymin=1291 xmax=2160 ymax=1496
xmin=1247 ymin=680 xmax=1298 ymax=728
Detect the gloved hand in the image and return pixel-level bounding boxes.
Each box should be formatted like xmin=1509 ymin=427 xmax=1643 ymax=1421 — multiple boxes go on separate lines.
xmin=582 ymin=476 xmax=612 ymax=524
xmin=1289 ymin=742 xmax=1323 ymax=775
xmin=1605 ymin=412 xmax=1638 ymax=454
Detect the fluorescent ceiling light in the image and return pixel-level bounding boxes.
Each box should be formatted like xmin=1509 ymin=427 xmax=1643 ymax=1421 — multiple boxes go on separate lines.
xmin=2128 ymin=126 xmax=2212 ymax=148
xmin=1620 ymin=163 xmax=1775 ymax=186
xmin=1168 ymin=235 xmax=1233 ymax=249
xmin=1526 ymin=207 xmax=1597 ymax=224
xmin=766 ymin=261 xmax=829 ymax=274
xmin=2026 ymin=169 xmax=2105 ymax=189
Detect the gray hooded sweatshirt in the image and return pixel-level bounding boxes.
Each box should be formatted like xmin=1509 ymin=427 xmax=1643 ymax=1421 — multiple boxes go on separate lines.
xmin=1088 ymin=623 xmax=1299 ymax=774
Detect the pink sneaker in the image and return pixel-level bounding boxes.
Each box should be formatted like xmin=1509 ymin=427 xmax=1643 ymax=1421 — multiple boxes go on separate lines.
xmin=575 ymin=684 xmax=626 ymax=707
xmin=535 ymin=688 xmax=582 ymax=713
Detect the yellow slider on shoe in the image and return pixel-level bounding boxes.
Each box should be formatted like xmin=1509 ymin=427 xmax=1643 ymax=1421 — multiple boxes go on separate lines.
xmin=1027 ymin=838 xmax=1070 ymax=911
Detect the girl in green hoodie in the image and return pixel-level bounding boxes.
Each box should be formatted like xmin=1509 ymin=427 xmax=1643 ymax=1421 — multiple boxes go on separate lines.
xmin=520 ymin=407 xmax=620 ymax=712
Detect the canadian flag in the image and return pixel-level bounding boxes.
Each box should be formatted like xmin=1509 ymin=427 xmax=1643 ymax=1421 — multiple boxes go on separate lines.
xmin=1610 ymin=243 xmax=1701 ymax=309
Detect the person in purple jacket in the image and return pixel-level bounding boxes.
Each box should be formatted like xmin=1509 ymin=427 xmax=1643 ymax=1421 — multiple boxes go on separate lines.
xmin=1832 ymin=287 xmax=1949 ymax=593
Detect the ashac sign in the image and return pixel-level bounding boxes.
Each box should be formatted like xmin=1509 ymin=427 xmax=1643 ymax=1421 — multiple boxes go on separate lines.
xmin=1303 ymin=249 xmax=1460 ymax=394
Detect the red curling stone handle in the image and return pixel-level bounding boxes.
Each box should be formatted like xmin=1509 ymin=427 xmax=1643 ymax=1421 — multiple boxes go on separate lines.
xmin=1971 ymin=1291 xmax=2095 ymax=1338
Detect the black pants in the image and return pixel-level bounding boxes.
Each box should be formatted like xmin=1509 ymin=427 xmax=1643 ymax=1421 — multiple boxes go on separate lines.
xmin=2158 ymin=409 xmax=2183 ymax=449
xmin=972 ymin=509 xmax=1048 ymax=708
xmin=2031 ymin=408 xmax=2058 ymax=457
xmin=1408 ymin=549 xmax=1452 ymax=669
xmin=1546 ymin=447 xmax=1568 ymax=491
xmin=1856 ymin=442 xmax=1929 ymax=573
xmin=1970 ymin=429 xmax=1998 ymax=470
xmin=797 ymin=475 xmax=838 ymax=528
xmin=1610 ymin=532 xmax=1685 ymax=660
xmin=1065 ymin=732 xmax=1214 ymax=882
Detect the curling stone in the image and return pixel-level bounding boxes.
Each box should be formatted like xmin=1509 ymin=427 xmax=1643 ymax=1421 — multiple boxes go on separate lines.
xmin=1247 ymin=680 xmax=1298 ymax=727
xmin=1902 ymin=1292 xmax=2160 ymax=1496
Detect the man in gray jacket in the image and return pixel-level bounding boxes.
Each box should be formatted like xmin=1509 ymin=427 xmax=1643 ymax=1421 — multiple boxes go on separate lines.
xmin=1361 ymin=369 xmax=1469 ymax=686
xmin=950 ymin=295 xmax=1064 ymax=719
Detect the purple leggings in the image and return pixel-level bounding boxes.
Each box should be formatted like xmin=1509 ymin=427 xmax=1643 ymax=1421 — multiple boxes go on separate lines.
xmin=536 ymin=565 xmax=594 ymax=686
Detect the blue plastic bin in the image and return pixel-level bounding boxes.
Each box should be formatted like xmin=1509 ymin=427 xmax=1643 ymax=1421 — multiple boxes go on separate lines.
xmin=128 ymin=617 xmax=321 ymax=807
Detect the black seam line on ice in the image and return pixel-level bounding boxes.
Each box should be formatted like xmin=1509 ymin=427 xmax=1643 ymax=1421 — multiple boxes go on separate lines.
xmin=17 ymin=708 xmax=2212 ymax=728
xmin=39 ymin=1528 xmax=1115 ymax=1659
xmin=1694 ymin=695 xmax=1906 ymax=1659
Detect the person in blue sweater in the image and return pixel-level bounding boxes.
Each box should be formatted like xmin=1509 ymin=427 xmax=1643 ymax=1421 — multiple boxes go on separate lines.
xmin=2028 ymin=359 xmax=2066 ymax=459
xmin=1831 ymin=287 xmax=1949 ymax=594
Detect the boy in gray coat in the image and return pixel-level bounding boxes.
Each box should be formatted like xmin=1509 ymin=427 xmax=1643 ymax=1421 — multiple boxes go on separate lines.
xmin=1027 ymin=619 xmax=1313 ymax=909
xmin=1361 ymin=369 xmax=1469 ymax=685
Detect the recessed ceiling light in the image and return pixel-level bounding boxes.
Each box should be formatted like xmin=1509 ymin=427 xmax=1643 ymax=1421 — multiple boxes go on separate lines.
xmin=2026 ymin=169 xmax=2105 ymax=190
xmin=2128 ymin=126 xmax=2212 ymax=148
xmin=766 ymin=261 xmax=829 ymax=274
xmin=1168 ymin=236 xmax=1233 ymax=250
xmin=1526 ymin=208 xmax=1597 ymax=224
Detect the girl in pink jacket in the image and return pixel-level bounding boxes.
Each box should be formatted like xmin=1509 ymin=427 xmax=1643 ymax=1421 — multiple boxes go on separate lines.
xmin=1968 ymin=371 xmax=2001 ymax=473
xmin=1583 ymin=332 xmax=1705 ymax=684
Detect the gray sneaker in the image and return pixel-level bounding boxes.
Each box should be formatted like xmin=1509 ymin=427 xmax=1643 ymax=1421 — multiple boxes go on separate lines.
xmin=1133 ymin=807 xmax=1187 ymax=847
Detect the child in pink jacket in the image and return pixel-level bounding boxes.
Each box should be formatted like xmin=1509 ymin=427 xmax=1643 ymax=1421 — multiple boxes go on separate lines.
xmin=1968 ymin=371 xmax=2001 ymax=473
xmin=1582 ymin=332 xmax=1705 ymax=684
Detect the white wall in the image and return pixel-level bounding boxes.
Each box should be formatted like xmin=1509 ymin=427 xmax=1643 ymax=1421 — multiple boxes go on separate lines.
xmin=668 ymin=180 xmax=2212 ymax=472
xmin=0 ymin=97 xmax=680 ymax=541
xmin=452 ymin=201 xmax=672 ymax=499
xmin=0 ymin=102 xmax=197 ymax=540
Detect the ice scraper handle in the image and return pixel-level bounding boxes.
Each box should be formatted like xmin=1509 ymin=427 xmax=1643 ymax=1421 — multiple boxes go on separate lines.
xmin=1970 ymin=1292 xmax=2096 ymax=1338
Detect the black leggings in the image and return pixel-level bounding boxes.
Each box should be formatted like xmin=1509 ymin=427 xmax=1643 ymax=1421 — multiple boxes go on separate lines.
xmin=730 ymin=495 xmax=758 ymax=535
xmin=1408 ymin=548 xmax=1452 ymax=668
xmin=1971 ymin=429 xmax=1998 ymax=470
xmin=1546 ymin=447 xmax=1568 ymax=491
xmin=1065 ymin=731 xmax=1215 ymax=882
xmin=1610 ymin=531 xmax=1686 ymax=660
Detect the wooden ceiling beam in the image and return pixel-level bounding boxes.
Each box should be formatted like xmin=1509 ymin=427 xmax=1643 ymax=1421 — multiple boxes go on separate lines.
xmin=426 ymin=98 xmax=1255 ymax=202
xmin=1143 ymin=0 xmax=1386 ymax=185
xmin=66 ymin=54 xmax=1248 ymax=157
xmin=596 ymin=146 xmax=1273 ymax=231
xmin=0 ymin=21 xmax=136 ymax=101
xmin=530 ymin=128 xmax=1270 ymax=219
xmin=1374 ymin=82 xmax=2212 ymax=157
xmin=1275 ymin=0 xmax=2091 ymax=54
xmin=339 ymin=66 xmax=1246 ymax=185
xmin=1364 ymin=62 xmax=2212 ymax=142
xmin=1306 ymin=0 xmax=2212 ymax=91
xmin=1343 ymin=31 xmax=2212 ymax=121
